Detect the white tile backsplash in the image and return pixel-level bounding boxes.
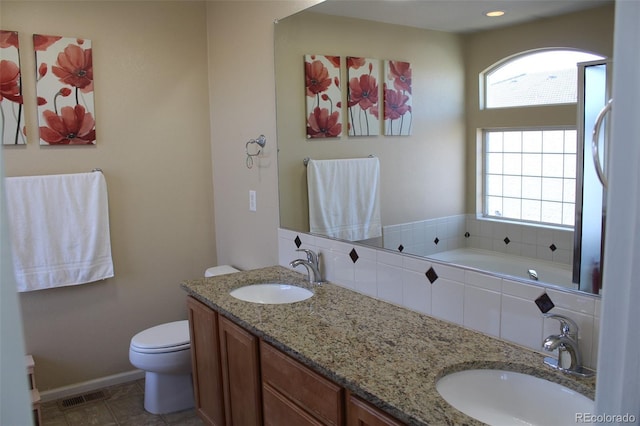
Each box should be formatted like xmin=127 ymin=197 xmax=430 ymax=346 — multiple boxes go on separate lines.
xmin=376 ymin=249 xmax=404 ymax=267
xmin=463 ymin=216 xmax=573 ymax=265
xmin=431 ymin=262 xmax=466 ymax=283
xmin=547 ymin=287 xmax=596 ymax=315
xmin=501 ymin=294 xmax=544 ymax=349
xmin=402 ymin=254 xmax=430 ymax=274
xmin=431 ymin=278 xmax=465 ymax=324
xmin=376 ymin=263 xmax=404 ymax=304
xmin=354 ymin=257 xmax=377 ymax=296
xmin=465 ymin=270 xmax=502 ymax=292
xmin=591 ymin=307 xmax=600 ymax=368
xmin=464 ymin=286 xmax=501 ymax=337
xmin=402 ymin=269 xmax=431 ymax=315
xmin=501 ymin=279 xmax=546 ymax=300
xmin=278 ymin=228 xmax=600 ymax=369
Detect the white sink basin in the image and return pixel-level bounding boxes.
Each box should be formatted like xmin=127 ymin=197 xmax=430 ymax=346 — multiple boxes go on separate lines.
xmin=436 ymin=369 xmax=594 ymax=426
xmin=229 ymin=283 xmax=313 ymax=304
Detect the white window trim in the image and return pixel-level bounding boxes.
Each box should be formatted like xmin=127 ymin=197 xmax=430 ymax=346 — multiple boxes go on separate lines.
xmin=480 ymin=126 xmax=577 ymax=229
xmin=481 ymin=48 xmax=604 ymax=110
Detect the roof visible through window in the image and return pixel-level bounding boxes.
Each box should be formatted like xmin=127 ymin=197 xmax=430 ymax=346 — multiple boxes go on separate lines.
xmin=485 ymin=50 xmax=604 ymax=108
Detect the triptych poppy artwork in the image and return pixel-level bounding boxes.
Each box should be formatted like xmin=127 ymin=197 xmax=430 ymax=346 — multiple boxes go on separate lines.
xmin=305 ymin=54 xmax=412 ymax=139
xmin=0 ymin=30 xmax=24 ymax=145
xmin=0 ymin=30 xmax=96 ymax=146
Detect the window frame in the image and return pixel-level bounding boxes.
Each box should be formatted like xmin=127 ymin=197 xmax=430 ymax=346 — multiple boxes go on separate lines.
xmin=478 ymin=48 xmax=605 ymax=228
xmin=481 ymin=126 xmax=577 ymax=229
xmin=481 ymin=48 xmax=604 ymax=110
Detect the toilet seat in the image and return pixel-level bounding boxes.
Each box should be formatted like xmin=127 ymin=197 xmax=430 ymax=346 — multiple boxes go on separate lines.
xmin=130 ymin=320 xmax=190 ymax=354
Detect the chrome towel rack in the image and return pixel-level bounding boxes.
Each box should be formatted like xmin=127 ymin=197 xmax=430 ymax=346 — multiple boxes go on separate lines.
xmin=303 ymin=154 xmax=375 ymax=167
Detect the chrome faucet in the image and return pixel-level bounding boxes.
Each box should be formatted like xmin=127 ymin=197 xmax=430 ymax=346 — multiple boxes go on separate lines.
xmin=289 ymin=249 xmax=324 ymax=284
xmin=542 ymin=314 xmax=594 ymax=377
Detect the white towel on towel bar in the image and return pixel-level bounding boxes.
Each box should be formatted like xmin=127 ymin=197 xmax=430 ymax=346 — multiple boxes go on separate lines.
xmin=5 ymin=172 xmax=114 ymax=292
xmin=307 ymin=158 xmax=382 ymax=241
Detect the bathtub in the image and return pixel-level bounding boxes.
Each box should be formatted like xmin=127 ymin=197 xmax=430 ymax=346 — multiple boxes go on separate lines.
xmin=428 ymin=248 xmax=576 ymax=290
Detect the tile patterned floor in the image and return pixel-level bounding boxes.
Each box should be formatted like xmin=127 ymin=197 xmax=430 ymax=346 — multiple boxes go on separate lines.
xmin=41 ymin=379 xmax=203 ymax=426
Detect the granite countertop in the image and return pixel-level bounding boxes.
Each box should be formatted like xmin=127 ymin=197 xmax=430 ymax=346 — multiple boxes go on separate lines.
xmin=180 ymin=265 xmax=595 ymax=425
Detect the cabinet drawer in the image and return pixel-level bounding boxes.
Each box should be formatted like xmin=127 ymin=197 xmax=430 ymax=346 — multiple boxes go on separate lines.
xmin=260 ymin=341 xmax=343 ymax=425
xmin=347 ymin=393 xmax=405 ymax=426
xmin=263 ymin=383 xmax=325 ymax=426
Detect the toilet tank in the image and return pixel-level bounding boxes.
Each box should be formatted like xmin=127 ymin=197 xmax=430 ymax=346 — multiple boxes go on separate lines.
xmin=204 ymin=265 xmax=240 ymax=277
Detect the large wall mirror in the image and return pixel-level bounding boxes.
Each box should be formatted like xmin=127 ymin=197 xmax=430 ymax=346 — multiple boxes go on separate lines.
xmin=275 ymin=0 xmax=614 ymax=296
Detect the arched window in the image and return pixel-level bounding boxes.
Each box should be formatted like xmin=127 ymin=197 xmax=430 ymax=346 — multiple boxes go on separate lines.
xmin=483 ymin=49 xmax=603 ymax=109
xmin=480 ymin=49 xmax=605 ymax=227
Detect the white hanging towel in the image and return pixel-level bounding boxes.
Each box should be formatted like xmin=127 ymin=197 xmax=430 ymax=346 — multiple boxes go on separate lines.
xmin=307 ymin=158 xmax=382 ymax=241
xmin=5 ymin=172 xmax=114 ymax=292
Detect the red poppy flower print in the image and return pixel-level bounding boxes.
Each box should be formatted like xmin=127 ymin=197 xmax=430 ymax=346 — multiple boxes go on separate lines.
xmin=0 ymin=60 xmax=22 ymax=104
xmin=326 ymin=56 xmax=340 ymax=68
xmin=33 ymin=34 xmax=62 ymax=51
xmin=307 ymin=107 xmax=342 ymax=138
xmin=383 ymin=88 xmax=410 ymax=120
xmin=39 ymin=105 xmax=96 ymax=145
xmin=348 ymin=75 xmax=378 ymax=110
xmin=305 ymin=60 xmax=332 ymax=97
xmin=305 ymin=54 xmax=342 ymax=137
xmin=38 ymin=62 xmax=48 ymax=80
xmin=0 ymin=31 xmax=19 ymax=49
xmin=347 ymin=57 xmax=366 ymax=70
xmin=52 ymin=44 xmax=93 ymax=91
xmin=388 ymin=61 xmax=412 ymax=94
xmin=346 ymin=58 xmax=380 ymax=136
xmin=370 ymin=104 xmax=379 ymax=119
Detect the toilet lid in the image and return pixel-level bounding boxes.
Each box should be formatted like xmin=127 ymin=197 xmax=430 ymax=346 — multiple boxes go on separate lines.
xmin=130 ymin=320 xmax=190 ymax=352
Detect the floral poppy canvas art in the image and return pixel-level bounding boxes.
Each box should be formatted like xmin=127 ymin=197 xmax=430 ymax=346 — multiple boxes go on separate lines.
xmin=305 ymin=54 xmax=342 ymax=138
xmin=1 ymin=30 xmax=25 ymax=145
xmin=34 ymin=34 xmax=96 ymax=145
xmin=383 ymin=60 xmax=412 ymax=136
xmin=347 ymin=57 xmax=380 ymax=136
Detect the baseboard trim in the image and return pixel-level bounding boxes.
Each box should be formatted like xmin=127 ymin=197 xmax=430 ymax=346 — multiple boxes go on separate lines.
xmin=40 ymin=369 xmax=145 ymax=402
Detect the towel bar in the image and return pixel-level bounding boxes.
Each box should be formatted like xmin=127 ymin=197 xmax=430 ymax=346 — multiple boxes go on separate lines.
xmin=303 ymin=155 xmax=375 ymax=166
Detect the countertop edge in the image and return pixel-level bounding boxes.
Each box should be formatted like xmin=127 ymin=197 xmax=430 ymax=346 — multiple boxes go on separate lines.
xmin=180 ymin=266 xmax=596 ymax=425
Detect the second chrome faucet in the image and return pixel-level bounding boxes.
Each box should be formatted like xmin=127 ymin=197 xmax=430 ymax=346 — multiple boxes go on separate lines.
xmin=290 ymin=248 xmax=324 ymax=284
xmin=542 ymin=313 xmax=594 ymax=377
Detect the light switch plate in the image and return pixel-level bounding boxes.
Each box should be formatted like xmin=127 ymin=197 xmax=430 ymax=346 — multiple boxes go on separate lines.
xmin=249 ymin=190 xmax=256 ymax=211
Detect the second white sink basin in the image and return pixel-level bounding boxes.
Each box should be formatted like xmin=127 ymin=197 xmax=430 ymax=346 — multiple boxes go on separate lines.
xmin=230 ymin=283 xmax=313 ymax=304
xmin=436 ymin=369 xmax=594 ymax=426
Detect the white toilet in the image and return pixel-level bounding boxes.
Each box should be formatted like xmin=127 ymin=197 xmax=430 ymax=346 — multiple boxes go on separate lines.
xmin=129 ymin=265 xmax=239 ymax=414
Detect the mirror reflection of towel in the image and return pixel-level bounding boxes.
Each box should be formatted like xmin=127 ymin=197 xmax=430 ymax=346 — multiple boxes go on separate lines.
xmin=307 ymin=158 xmax=382 ymax=241
xmin=5 ymin=172 xmax=114 ymax=292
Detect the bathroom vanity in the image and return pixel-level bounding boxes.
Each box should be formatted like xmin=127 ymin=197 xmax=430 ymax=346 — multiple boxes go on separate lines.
xmin=181 ymin=266 xmax=595 ymax=425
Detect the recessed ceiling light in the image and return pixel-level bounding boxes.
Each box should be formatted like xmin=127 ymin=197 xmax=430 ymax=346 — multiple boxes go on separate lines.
xmin=485 ymin=10 xmax=505 ymax=17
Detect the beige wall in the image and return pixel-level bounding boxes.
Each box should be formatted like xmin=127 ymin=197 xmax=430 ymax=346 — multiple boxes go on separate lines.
xmin=276 ymin=12 xmax=466 ymax=233
xmin=463 ymin=4 xmax=615 ymax=213
xmin=2 ymin=1 xmax=216 ymax=390
xmin=1 ymin=0 xmax=318 ymax=393
xmin=206 ymin=1 xmax=319 ymax=268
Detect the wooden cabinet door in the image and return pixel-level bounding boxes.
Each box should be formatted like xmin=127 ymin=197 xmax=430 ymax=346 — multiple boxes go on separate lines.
xmin=187 ymin=297 xmax=225 ymax=426
xmin=346 ymin=393 xmax=404 ymax=426
xmin=219 ymin=316 xmax=262 ymax=426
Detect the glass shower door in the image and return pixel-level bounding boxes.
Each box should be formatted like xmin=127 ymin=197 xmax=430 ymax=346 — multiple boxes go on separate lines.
xmin=573 ymin=60 xmax=611 ymax=294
